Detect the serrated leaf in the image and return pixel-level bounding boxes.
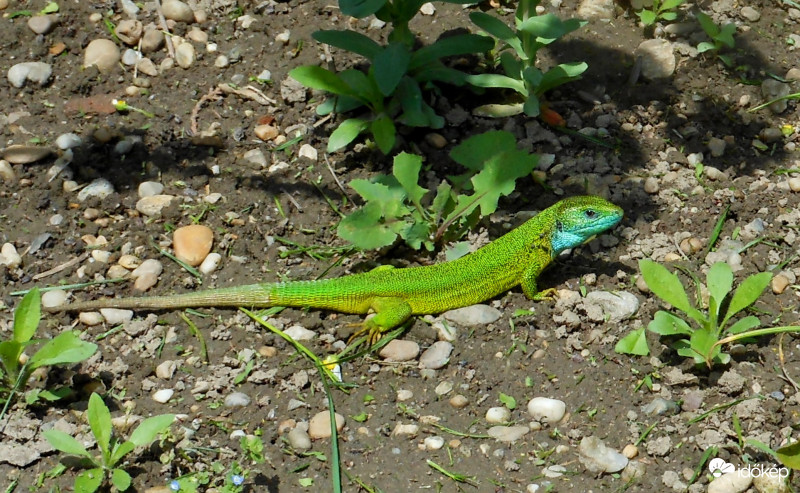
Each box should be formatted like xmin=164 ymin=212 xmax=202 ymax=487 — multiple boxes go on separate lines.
xmin=112 ymin=468 xmax=132 ymax=491
xmin=13 ymin=288 xmax=40 ymax=343
xmin=43 ymin=430 xmax=93 ymax=459
xmin=639 ymin=260 xmax=705 ymax=324
xmin=430 ymin=181 xmax=454 ymax=217
xmin=28 ymin=331 xmax=97 ymax=369
xmin=327 ymin=118 xmax=369 ymax=153
xmin=337 ymin=203 xmax=400 ymax=250
xmin=370 ymin=116 xmax=396 ymax=154
xmin=469 ymin=148 xmax=538 ymax=215
xmin=350 ymin=176 xmax=409 ymax=218
xmin=312 ymin=30 xmax=382 ymax=60
xmin=75 ymin=468 xmax=104 ymax=493
xmin=398 ymin=220 xmax=432 ymax=250
xmin=87 ymin=393 xmax=112 ymax=459
xmin=449 ymin=130 xmax=518 ymax=171
xmin=615 ymin=327 xmax=650 ymax=356
xmin=374 ymin=42 xmax=411 ymax=96
xmin=393 ymin=153 xmax=427 ymax=206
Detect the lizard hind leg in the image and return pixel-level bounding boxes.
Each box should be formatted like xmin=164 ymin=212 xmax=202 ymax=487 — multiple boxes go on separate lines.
xmin=350 ymin=297 xmax=413 ymax=346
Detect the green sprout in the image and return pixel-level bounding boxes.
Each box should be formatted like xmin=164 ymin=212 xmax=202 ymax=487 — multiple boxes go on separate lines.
xmin=112 ymin=99 xmax=155 ymax=118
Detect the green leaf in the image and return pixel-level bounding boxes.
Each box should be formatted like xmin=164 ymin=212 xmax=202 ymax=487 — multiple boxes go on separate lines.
xmin=499 ymin=392 xmax=516 ymax=410
xmin=444 ymin=241 xmax=471 ymax=261
xmin=776 ymin=440 xmax=800 ymax=470
xmin=696 ymin=11 xmax=719 ymax=37
xmin=374 ymin=43 xmax=411 ymax=96
xmin=43 ymin=430 xmax=93 ymax=459
xmin=28 ymin=331 xmax=97 ymax=369
xmin=129 ymin=414 xmax=175 ymax=448
xmin=661 ymin=11 xmax=677 ymax=21
xmin=499 ymin=51 xmax=523 ymax=79
xmin=398 ymin=220 xmax=431 ymax=250
xmin=638 ymin=260 xmax=705 ymax=324
xmin=338 ymin=203 xmax=400 ymax=249
xmin=724 ymin=315 xmax=761 ymax=335
xmin=706 ymin=262 xmax=733 ymax=315
xmin=315 ymin=95 xmax=364 ymax=116
xmin=723 ymin=272 xmax=771 ymax=324
xmin=469 ymin=12 xmax=516 ymax=43
xmin=75 ymin=468 xmax=104 ymax=493
xmin=109 ymin=441 xmax=135 ymax=467
xmin=465 ymin=73 xmax=526 ymax=94
xmin=660 ymin=0 xmax=684 ymax=9
xmin=13 ymin=288 xmax=41 ymax=343
xmin=87 ymin=393 xmax=112 ymax=460
xmin=112 ymin=468 xmax=132 ymax=491
xmin=409 ymin=34 xmax=493 ymax=70
xmin=339 ymin=0 xmax=386 ymax=18
xmin=615 ymin=327 xmax=650 ymax=355
xmin=469 ymin=148 xmax=538 ymax=216
xmin=647 ymin=311 xmax=693 ymax=336
xmin=535 ymin=62 xmax=587 ymax=95
xmin=370 ymin=115 xmax=396 ymax=154
xmin=430 ymin=181 xmax=454 ymax=217
xmin=717 ymin=23 xmax=736 ymax=48
xmin=0 ymin=340 xmax=22 ymax=379
xmin=637 ymin=9 xmax=657 ymax=26
xmin=697 ymin=41 xmax=716 ymax=53
xmin=289 ymin=66 xmax=356 ymax=97
xmin=689 ymin=328 xmax=718 ymax=365
xmin=350 ymin=177 xmax=408 ymax=217
xmin=312 ymin=30 xmax=382 ymax=60
xmin=450 ymin=130 xmax=518 ymax=171
xmin=40 ymin=1 xmax=59 ymax=14
xmin=393 ymin=153 xmax=427 ymax=206
xmin=522 ymin=95 xmax=540 ymax=117
xmin=327 ymin=118 xmax=369 ymax=153
xmin=518 ymin=13 xmax=574 ymax=42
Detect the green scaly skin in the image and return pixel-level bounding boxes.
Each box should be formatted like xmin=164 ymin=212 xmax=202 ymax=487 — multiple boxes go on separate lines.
xmin=47 ymin=196 xmax=623 ymax=341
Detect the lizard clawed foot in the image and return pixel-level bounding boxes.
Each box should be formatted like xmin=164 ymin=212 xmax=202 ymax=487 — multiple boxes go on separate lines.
xmin=532 ymin=288 xmax=559 ymax=301
xmin=345 ymin=322 xmax=384 ymax=347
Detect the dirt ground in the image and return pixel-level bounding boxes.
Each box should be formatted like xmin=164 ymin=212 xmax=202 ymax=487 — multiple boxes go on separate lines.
xmin=2 ymin=0 xmax=800 ymax=491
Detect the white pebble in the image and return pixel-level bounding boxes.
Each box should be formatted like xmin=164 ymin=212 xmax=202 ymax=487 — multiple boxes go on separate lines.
xmin=578 ymin=436 xmax=628 ymax=473
xmin=152 ymin=389 xmax=175 ymax=403
xmin=161 ymin=0 xmax=195 ymax=22
xmin=527 ymin=397 xmax=567 ymax=423
xmin=91 ymin=250 xmax=111 ymax=263
xmin=198 ymin=252 xmax=222 ymax=274
xmin=204 ymin=192 xmax=223 ymax=204
xmin=284 ymin=325 xmax=315 ymax=341
xmin=396 ymin=389 xmax=414 ymax=401
xmin=0 ymin=243 xmax=22 ymax=268
xmin=423 ymin=436 xmax=445 ymax=450
xmin=391 ymin=423 xmax=419 ymax=437
xmin=443 ymin=304 xmax=502 ymax=325
xmin=175 ymin=42 xmax=196 ymax=68
xmin=707 ymin=469 xmax=752 ymax=493
xmin=41 ymin=289 xmax=68 ymax=308
xmin=79 ymin=312 xmax=105 ymax=326
xmin=136 ymin=195 xmax=175 ymax=216
xmin=138 ymin=181 xmax=164 ymax=198
xmin=77 ymin=178 xmax=114 ymax=201
xmin=287 ymin=426 xmax=312 ymax=450
xmin=0 ymin=160 xmax=14 ymax=183
xmin=121 ymin=49 xmax=142 ymax=66
xmin=100 ymin=308 xmax=133 ymax=325
xmin=419 ymin=341 xmax=453 ymax=369
xmin=84 ymin=39 xmax=121 ymax=73
xmin=487 ymin=425 xmax=529 ymax=443
xmin=486 ymin=407 xmax=511 ymax=424
xmin=7 ymin=62 xmax=52 ymax=88
xmin=224 ymin=392 xmax=251 ymax=407
xmin=214 ymin=55 xmax=229 ymax=68
xmin=298 ymin=144 xmax=318 ymax=161
xmin=49 ymin=214 xmax=64 ymax=226
xmin=56 ymin=133 xmax=82 ymax=150
xmin=434 ymin=381 xmax=452 ymax=396
xmin=155 ymin=360 xmax=177 ymax=380
xmin=131 ymin=258 xmax=163 ymax=279
xmin=118 ymin=254 xmax=141 ymax=269
xmin=378 ymin=339 xmax=420 ymax=361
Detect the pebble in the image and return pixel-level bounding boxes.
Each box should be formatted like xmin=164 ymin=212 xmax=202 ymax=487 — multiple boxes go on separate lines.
xmin=214 ymin=55 xmax=229 ymax=68
xmin=198 ymin=252 xmax=222 ymax=274
xmin=115 ymin=19 xmax=143 ymax=45
xmin=634 ymin=39 xmax=676 ymax=79
xmin=284 ymin=325 xmax=315 ymax=341
xmin=173 ymin=225 xmax=213 ymax=267
xmin=378 ymin=339 xmax=420 ymax=361
xmin=434 ymin=381 xmax=452 ymax=395
xmin=243 ymin=149 xmax=267 ymax=167
xmin=642 ymin=397 xmax=680 ymax=416
xmin=150 ymin=389 xmax=176 ymax=406
xmin=91 ymin=250 xmax=111 ymax=263
xmin=0 ymin=160 xmax=14 ymax=182
xmin=254 ymin=124 xmax=279 ymax=141
xmin=84 ymin=39 xmax=121 ymax=73
xmin=396 ymin=389 xmax=413 ymax=401
xmin=772 ymin=274 xmax=790 ymax=294
xmin=131 ymin=259 xmax=163 ymax=291
xmin=543 ymin=465 xmax=566 ymax=478
xmin=578 ymin=436 xmax=628 ymax=473
xmin=162 ymin=0 xmax=195 ymax=22
xmin=27 ymin=15 xmax=56 ymax=35
xmin=761 ymin=79 xmax=790 ymax=114
xmin=485 ymin=407 xmax=511 ymax=424
xmin=418 ymin=341 xmax=453 ymax=369
xmin=155 ymin=360 xmax=177 ymax=380
xmin=583 ymin=291 xmax=639 ymax=322
xmin=423 ymin=436 xmax=445 ymax=450
xmin=99 ymin=308 xmax=133 ymax=325
xmin=740 ymin=6 xmax=760 ymax=22
xmin=704 ymin=166 xmax=727 ymax=181
xmin=622 ymin=444 xmax=639 ymax=459
xmin=425 ymin=133 xmax=447 ymax=148
xmin=708 ymin=137 xmax=727 ymax=157
xmin=138 ymin=181 xmax=164 ymax=197
xmin=576 ymin=0 xmax=614 ymax=19
xmin=121 ymin=49 xmax=141 ymax=66
xmin=186 ymin=27 xmax=208 ymax=44
xmin=680 ymin=237 xmax=704 ymax=254
xmin=224 ymin=392 xmax=251 ymax=407
xmin=107 ymin=265 xmax=130 ymax=278
xmin=275 ymin=29 xmax=291 ymax=44
xmin=527 ymin=397 xmax=567 ymax=423
xmin=392 ymin=423 xmax=419 ymax=437
xmin=118 ymin=255 xmax=141 ymax=269
xmin=708 ymin=469 xmax=752 ymax=493
xmin=136 ymin=195 xmax=175 ymax=216
xmin=41 ymin=289 xmax=68 ymax=308
xmin=79 ymin=312 xmax=104 ymax=326
xmin=298 ymin=144 xmax=318 ymax=161
xmin=8 ymin=61 xmax=53 ymax=88
xmin=449 ymin=394 xmax=469 ymax=408
xmin=644 ymin=176 xmax=659 ymax=194
xmin=0 ymin=243 xmax=22 ymax=268
xmin=487 ymin=425 xmax=529 ymax=443
xmin=142 ymin=29 xmax=165 ymax=53
xmin=3 ymin=145 xmax=53 ymax=165
xmin=443 ymin=304 xmax=502 ymax=325
xmin=77 ymin=178 xmax=114 ymax=201
xmin=175 ymin=42 xmax=196 ymax=68
xmin=308 ymin=411 xmax=345 ymax=439
xmin=56 ymin=133 xmax=82 ymax=150
xmin=287 ymin=425 xmax=312 ymax=451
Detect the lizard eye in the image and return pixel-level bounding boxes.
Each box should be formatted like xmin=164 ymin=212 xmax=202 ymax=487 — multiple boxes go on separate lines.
xmin=584 ymin=209 xmax=596 ymax=219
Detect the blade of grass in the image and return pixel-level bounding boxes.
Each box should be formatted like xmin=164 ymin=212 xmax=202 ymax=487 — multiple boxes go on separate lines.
xmin=149 ymin=240 xmax=202 ymax=280
xmin=688 ymin=395 xmax=764 ymax=424
xmin=179 ymin=312 xmax=209 ymax=363
xmin=705 ymin=204 xmax=730 ymax=254
xmin=427 ymin=460 xmax=478 ymax=486
xmin=11 ymin=278 xmax=128 ymax=296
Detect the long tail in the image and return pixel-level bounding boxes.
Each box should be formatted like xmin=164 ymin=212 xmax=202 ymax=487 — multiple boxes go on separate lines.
xmin=45 ymin=284 xmax=274 ymax=312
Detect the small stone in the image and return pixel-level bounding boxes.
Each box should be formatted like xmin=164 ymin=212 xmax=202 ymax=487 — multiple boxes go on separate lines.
xmin=173 ymin=225 xmax=213 ymax=267
xmin=762 ymin=79 xmax=790 ymax=114
xmin=224 ymin=392 xmax=251 ymax=407
xmin=214 ymin=55 xmax=229 ymax=68
xmin=152 ymin=389 xmax=174 ymax=403
xmin=100 ymin=308 xmax=133 ymax=325
xmin=135 ymin=58 xmax=159 ymax=76
xmin=8 ymin=62 xmax=53 ymax=88
xmin=186 ymin=27 xmax=208 ymax=44
xmin=761 ymin=127 xmax=784 ymax=143
xmin=396 ymin=389 xmax=413 ymax=401
xmin=419 ymin=2 xmax=435 ymax=15
xmin=752 ymin=467 xmax=790 ymax=493
xmin=704 ymin=166 xmax=726 ymax=181
xmin=0 ymin=160 xmax=14 ymax=182
xmin=378 ymin=339 xmax=420 ymax=362
xmin=634 ymin=39 xmax=676 ymax=79
xmin=136 ymin=195 xmax=175 ymax=216
xmin=106 ymin=265 xmax=130 ymax=279
xmin=131 ymin=259 xmax=163 ymax=291
xmin=0 ymin=243 xmax=21 ymax=269
xmin=583 ymin=291 xmax=639 ymax=322
xmin=298 ymin=144 xmax=318 ymax=161
xmin=27 ymin=15 xmax=57 ymax=34
xmin=772 ymin=274 xmax=790 ymax=294
xmin=708 ymin=137 xmax=726 ymax=157
xmin=680 ymin=237 xmax=703 ymax=254
xmin=485 ymin=407 xmax=511 ymax=424
xmin=423 ymin=436 xmax=445 ymax=450
xmin=175 ymin=42 xmax=196 ymax=68
xmin=622 ymin=444 xmax=639 ymax=459
xmin=254 ymin=124 xmax=279 ymax=141
xmin=115 ymin=19 xmax=143 ymax=45
xmin=487 ymin=425 xmax=529 ymax=443
xmin=275 ymin=29 xmax=291 ymax=44
xmin=118 ymin=255 xmax=141 ymax=269
xmin=425 ymin=133 xmax=447 ymax=148
xmin=162 ymin=0 xmax=195 ymax=22
xmin=198 ymin=252 xmax=222 ymax=274
xmin=84 ymin=39 xmax=121 ymax=73
xmin=308 ymin=411 xmax=345 ymax=439
xmin=91 ymin=250 xmax=112 ymax=263
xmin=243 ymin=149 xmax=267 ymax=167
xmin=449 ymin=394 xmax=469 ymax=408
xmin=708 ymin=469 xmax=752 ymax=493
xmin=527 ymin=397 xmax=567 ymax=423
xmin=77 ymin=178 xmax=114 ymax=201
xmin=443 ymin=304 xmax=502 ymax=325
xmin=788 ymin=177 xmax=800 ymax=192
xmin=79 ymin=312 xmax=104 ymax=326
xmin=41 ymin=290 xmax=68 ymax=309
xmin=578 ymin=436 xmax=628 ymax=473
xmin=138 ymin=181 xmax=164 ymax=197
xmin=155 ymin=360 xmax=177 ymax=379
xmin=644 ymin=176 xmax=659 ymax=194
xmin=418 ymin=341 xmax=453 ymax=369
xmin=740 ymin=6 xmax=760 ymax=22
xmin=56 ymin=133 xmax=82 ymax=150
xmin=141 ymin=29 xmax=165 ymax=53
xmin=284 ymin=325 xmax=315 ymax=341
xmin=391 ymin=423 xmax=419 ymax=437
xmin=576 ymin=0 xmax=615 ymax=20
xmin=287 ymin=426 xmax=312 ymax=451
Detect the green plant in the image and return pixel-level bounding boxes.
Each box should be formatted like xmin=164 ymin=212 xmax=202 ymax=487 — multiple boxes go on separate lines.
xmin=0 ymin=288 xmax=97 ymax=409
xmin=290 ymin=0 xmax=492 ymax=154
xmin=617 ymin=260 xmax=771 ymax=368
xmin=636 ymin=0 xmax=685 ymax=27
xmin=696 ymin=11 xmax=736 ymax=67
xmin=467 ymin=0 xmax=587 ymax=118
xmin=337 ymin=130 xmax=538 ymax=250
xmin=43 ymin=393 xmax=175 ymax=492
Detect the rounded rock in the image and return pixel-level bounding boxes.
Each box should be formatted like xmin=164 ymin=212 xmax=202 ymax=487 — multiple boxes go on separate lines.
xmin=308 ymin=411 xmax=345 ymax=439
xmin=8 ymin=61 xmax=53 ymax=88
xmin=27 ymin=14 xmax=57 ymax=34
xmin=643 ymin=176 xmax=659 ymax=194
xmin=287 ymin=426 xmax=312 ymax=451
xmin=378 ymin=339 xmax=420 ymax=362
xmin=156 ymin=360 xmax=177 ymax=379
xmin=0 ymin=160 xmax=14 ymax=183
xmin=79 ymin=312 xmax=105 ymax=326
xmin=84 ymin=39 xmax=121 ymax=73
xmin=772 ymin=274 xmax=790 ymax=294
xmin=449 ymin=394 xmax=469 ymax=409
xmin=298 ymin=144 xmax=318 ymax=161
xmin=0 ymin=243 xmax=21 ymax=268
xmin=152 ymin=389 xmax=174 ymax=403
xmin=254 ymin=124 xmax=279 ymax=141
xmin=198 ymin=252 xmax=222 ymax=274
xmin=485 ymin=406 xmax=511 ymax=424
xmin=136 ymin=195 xmax=175 ymax=216
xmin=634 ymin=39 xmax=676 ymax=79
xmin=173 ymin=225 xmax=214 ymax=267
xmin=41 ymin=289 xmax=68 ymax=309
xmin=100 ymin=308 xmax=133 ymax=325
xmin=115 ymin=19 xmax=143 ymax=45
xmin=77 ymin=178 xmax=114 ymax=201
xmin=141 ymin=29 xmax=165 ymax=53
xmin=487 ymin=425 xmax=529 ymax=443
xmin=224 ymin=392 xmax=251 ymax=407
xmin=578 ymin=436 xmax=628 ymax=473
xmin=56 ymin=133 xmax=82 ymax=150
xmin=418 ymin=341 xmax=453 ymax=369
xmin=138 ymin=181 xmax=164 ymax=198
xmin=527 ymin=397 xmax=567 ymax=423
xmin=788 ymin=177 xmax=800 ymax=192
xmin=2 ymin=145 xmax=53 ymax=164
xmin=175 ymin=42 xmax=196 ymax=68
xmin=443 ymin=304 xmax=502 ymax=325
xmin=162 ymin=0 xmax=195 ymax=22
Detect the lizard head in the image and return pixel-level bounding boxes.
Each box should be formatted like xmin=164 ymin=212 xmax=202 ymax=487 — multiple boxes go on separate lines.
xmin=550 ymin=196 xmax=623 ymax=254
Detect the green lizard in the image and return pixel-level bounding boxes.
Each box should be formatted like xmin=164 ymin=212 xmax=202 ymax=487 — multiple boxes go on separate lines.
xmin=47 ymin=195 xmax=623 ymax=342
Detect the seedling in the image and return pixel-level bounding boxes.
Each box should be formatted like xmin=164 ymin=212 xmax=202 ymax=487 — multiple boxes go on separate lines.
xmin=112 ymin=99 xmax=155 ymax=118
xmin=467 ymin=0 xmax=587 ymax=118
xmin=696 ymin=11 xmax=736 ymax=67
xmin=336 ymin=130 xmax=539 ymax=250
xmin=8 ymin=1 xmax=58 ymax=18
xmin=636 ymin=0 xmax=685 ymax=27
xmin=43 ymin=392 xmax=175 ymax=492
xmin=0 ymin=288 xmax=97 ymax=411
xmin=617 ymin=260 xmax=771 ymax=368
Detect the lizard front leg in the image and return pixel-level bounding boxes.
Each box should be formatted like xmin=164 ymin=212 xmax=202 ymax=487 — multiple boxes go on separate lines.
xmin=520 ymin=259 xmax=558 ymax=301
xmin=349 ymin=297 xmax=413 ymax=345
